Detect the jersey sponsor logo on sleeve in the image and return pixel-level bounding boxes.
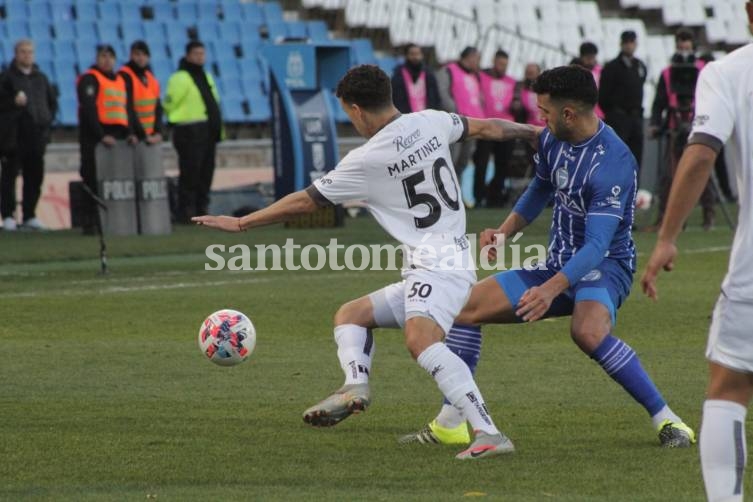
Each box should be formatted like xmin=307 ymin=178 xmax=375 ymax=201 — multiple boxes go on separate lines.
xmin=450 ymin=113 xmax=461 ymax=126
xmin=693 ymin=114 xmax=710 ymax=127
xmin=393 ymin=129 xmax=423 ymax=152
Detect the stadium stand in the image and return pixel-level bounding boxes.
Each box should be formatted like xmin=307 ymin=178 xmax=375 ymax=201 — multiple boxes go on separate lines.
xmin=0 ymin=0 xmax=749 ymax=128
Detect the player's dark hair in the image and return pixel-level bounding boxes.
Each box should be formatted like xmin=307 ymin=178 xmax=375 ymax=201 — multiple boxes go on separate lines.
xmin=579 ymin=42 xmax=598 ymax=57
xmin=532 ymin=65 xmax=598 ymax=107
xmin=336 ymin=64 xmax=393 ymax=111
xmin=460 ymin=46 xmax=478 ymax=60
xmin=494 ymin=49 xmax=509 ymax=60
xmin=185 ymin=40 xmax=204 ymax=55
xmin=404 ymin=43 xmax=420 ymax=55
xmin=675 ymin=29 xmax=694 ymax=44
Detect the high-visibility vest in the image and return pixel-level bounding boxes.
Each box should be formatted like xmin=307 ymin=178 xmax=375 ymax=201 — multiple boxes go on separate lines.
xmin=78 ymin=68 xmax=128 ymax=127
xmin=479 ymin=70 xmax=516 ymax=120
xmin=119 ymin=65 xmax=160 ymax=135
xmin=446 ymin=62 xmax=484 ymax=118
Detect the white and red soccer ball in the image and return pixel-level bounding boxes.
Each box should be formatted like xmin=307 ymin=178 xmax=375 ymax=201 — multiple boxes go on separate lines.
xmin=635 ymin=189 xmax=653 ymax=210
xmin=198 ymin=309 xmax=256 ymax=366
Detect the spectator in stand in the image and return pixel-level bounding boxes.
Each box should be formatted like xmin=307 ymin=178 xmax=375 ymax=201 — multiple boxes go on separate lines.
xmin=473 ymin=50 xmax=517 ymax=207
xmin=77 ymin=44 xmax=135 ymax=232
xmin=514 ymin=63 xmax=545 ymax=127
xmin=164 ymin=41 xmax=222 ymax=223
xmin=599 ymin=30 xmax=648 ymax=171
xmin=571 ymin=42 xmax=605 ymax=119
xmin=437 ymin=46 xmax=483 ymax=179
xmin=118 ymin=41 xmax=163 ymax=145
xmin=391 ymin=44 xmax=440 ymax=114
xmin=0 ymin=39 xmax=57 ymax=231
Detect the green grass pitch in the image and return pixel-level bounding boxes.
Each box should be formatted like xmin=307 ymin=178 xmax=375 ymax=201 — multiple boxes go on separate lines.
xmin=0 ymin=207 xmax=739 ymax=501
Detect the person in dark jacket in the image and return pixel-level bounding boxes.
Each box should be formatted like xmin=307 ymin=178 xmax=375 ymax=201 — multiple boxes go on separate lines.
xmin=163 ymin=41 xmax=222 ymax=222
xmin=599 ymin=30 xmax=648 ymax=170
xmin=0 ymin=39 xmax=57 ymax=231
xmin=391 ymin=44 xmax=440 ymax=114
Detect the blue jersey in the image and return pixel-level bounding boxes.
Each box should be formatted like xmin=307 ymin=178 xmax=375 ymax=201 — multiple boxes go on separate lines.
xmin=516 ymin=122 xmax=637 ymax=277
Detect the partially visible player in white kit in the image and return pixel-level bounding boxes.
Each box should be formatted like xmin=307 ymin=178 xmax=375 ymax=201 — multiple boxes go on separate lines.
xmin=641 ymin=3 xmax=753 ymax=500
xmin=193 ymin=65 xmax=539 ymax=459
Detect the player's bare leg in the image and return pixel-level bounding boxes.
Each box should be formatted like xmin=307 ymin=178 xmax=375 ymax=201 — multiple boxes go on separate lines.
xmin=571 ymin=301 xmax=694 ymax=447
xmin=701 ymin=363 xmax=753 ymax=502
xmin=302 ymin=296 xmax=376 ymax=427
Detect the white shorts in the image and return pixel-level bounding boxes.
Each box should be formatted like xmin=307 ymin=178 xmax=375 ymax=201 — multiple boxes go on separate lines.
xmin=706 ymin=293 xmax=753 ymax=373
xmin=368 ymin=269 xmax=475 ymax=335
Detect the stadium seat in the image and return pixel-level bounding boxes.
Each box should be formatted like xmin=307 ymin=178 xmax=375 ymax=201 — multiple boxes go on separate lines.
xmin=151 ymin=59 xmax=172 ymax=85
xmin=248 ymin=95 xmax=271 ymax=122
xmin=212 ymin=40 xmax=237 ymax=60
xmin=52 ymin=60 xmax=76 ymax=87
xmin=121 ymin=22 xmax=146 ymax=45
xmin=217 ymin=21 xmax=243 ymax=44
xmin=4 ymin=0 xmax=28 ymax=20
xmin=239 ymin=32 xmax=263 ymax=58
xmin=120 ymin=3 xmax=141 ymax=22
xmin=240 ymin=76 xmax=263 ymax=99
xmin=74 ymin=22 xmax=98 ymax=43
xmin=143 ymin=23 xmax=167 ymax=47
xmin=34 ymin=39 xmax=54 ymax=62
xmin=73 ymin=0 xmax=97 ymax=21
xmin=285 ymin=21 xmax=309 ymax=40
xmin=168 ymin=41 xmax=186 ymax=61
xmin=6 ymin=20 xmax=30 ymax=41
xmin=97 ymin=21 xmax=120 ymax=44
xmin=241 ymin=2 xmax=264 ymax=23
xmin=165 ymin=23 xmax=190 ymax=44
xmin=376 ymin=56 xmax=398 ymax=75
xmin=28 ymin=1 xmax=52 ymax=21
xmin=53 ymin=20 xmax=76 ymax=41
xmin=29 ymin=21 xmax=52 ymax=41
xmin=75 ymin=41 xmax=96 ymax=66
xmin=219 ymin=0 xmax=242 ymax=21
xmin=49 ymin=2 xmax=74 ymax=22
xmin=216 ymin=57 xmax=239 ymax=78
xmin=306 ymin=20 xmax=330 ymax=42
xmin=350 ymin=38 xmax=376 ymax=65
xmin=222 ymin=96 xmax=247 ymax=123
xmin=197 ymin=20 xmax=220 ymax=42
xmin=262 ymin=2 xmax=284 ymax=23
xmin=198 ymin=2 xmax=220 ymax=21
xmin=176 ymin=3 xmax=198 ymax=22
xmin=58 ymin=97 xmax=78 ymax=126
xmin=221 ymin=75 xmax=244 ymax=100
xmin=265 ymin=21 xmax=288 ymax=42
xmin=152 ymin=3 xmax=175 ymax=21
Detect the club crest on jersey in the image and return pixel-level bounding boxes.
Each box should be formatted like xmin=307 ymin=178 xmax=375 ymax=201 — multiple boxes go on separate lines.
xmin=555 ymin=167 xmax=569 ymax=189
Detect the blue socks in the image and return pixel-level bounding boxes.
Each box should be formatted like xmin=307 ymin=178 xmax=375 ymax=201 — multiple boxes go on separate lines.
xmin=591 ymin=334 xmax=666 ymax=416
xmin=443 ymin=324 xmax=482 ymax=406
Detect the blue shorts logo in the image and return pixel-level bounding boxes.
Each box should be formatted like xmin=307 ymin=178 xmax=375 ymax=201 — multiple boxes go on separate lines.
xmin=581 ymin=269 xmax=602 ymax=282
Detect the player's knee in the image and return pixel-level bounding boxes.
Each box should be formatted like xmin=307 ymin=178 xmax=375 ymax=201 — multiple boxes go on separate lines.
xmin=455 ymin=302 xmax=482 ymax=326
xmin=333 ymin=299 xmax=369 ymax=326
xmin=570 ymin=320 xmax=608 ymax=354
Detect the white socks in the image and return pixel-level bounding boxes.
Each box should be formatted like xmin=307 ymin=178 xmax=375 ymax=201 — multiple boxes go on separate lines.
xmin=335 ymin=324 xmax=374 ymax=385
xmin=436 ymin=403 xmax=465 ymax=429
xmin=417 ymin=342 xmax=499 ymax=436
xmin=701 ymin=399 xmax=747 ymax=502
xmin=651 ymin=404 xmax=683 ymax=430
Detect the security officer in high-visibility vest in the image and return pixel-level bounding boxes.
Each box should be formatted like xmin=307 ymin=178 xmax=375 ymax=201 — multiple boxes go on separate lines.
xmin=164 ymin=40 xmax=222 ymax=223
xmin=118 ymin=40 xmax=163 ymax=145
xmin=77 ymin=44 xmax=135 ymax=193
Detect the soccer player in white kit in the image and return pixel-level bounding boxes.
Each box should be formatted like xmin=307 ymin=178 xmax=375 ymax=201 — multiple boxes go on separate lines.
xmin=193 ymin=65 xmax=539 ymax=459
xmin=641 ymin=3 xmax=753 ymax=499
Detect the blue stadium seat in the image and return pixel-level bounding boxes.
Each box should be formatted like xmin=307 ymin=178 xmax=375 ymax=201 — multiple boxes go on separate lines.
xmin=143 ymin=23 xmax=167 ymax=47
xmin=240 ymin=2 xmax=264 ymax=24
xmin=29 ymin=21 xmax=52 ymax=41
xmin=6 ymin=20 xmax=30 ymax=41
xmin=0 ymin=41 xmax=7 ymax=65
xmin=152 ymin=3 xmax=175 ymax=21
xmin=53 ymin=21 xmax=76 ymax=41
xmin=351 ymin=38 xmax=376 ymax=65
xmin=167 ymin=40 xmax=186 ymax=61
xmin=176 ymin=2 xmax=198 ymax=22
xmin=97 ymin=3 xmax=119 ymax=21
xmin=5 ymin=0 xmax=28 ymax=20
xmin=36 ymin=57 xmax=54 ymax=79
xmin=240 ymin=77 xmax=262 ymax=101
xmin=120 ymin=4 xmax=141 ymax=22
xmin=28 ymin=2 xmax=52 ymax=22
xmin=151 ymin=59 xmax=172 ymax=85
xmin=113 ymin=41 xmax=127 ymax=61
xmin=219 ymin=0 xmax=241 ymax=21
xmin=73 ymin=0 xmax=97 ymax=21
xmin=149 ymin=44 xmax=171 ymax=64
xmin=58 ymin=97 xmax=78 ymax=126
xmin=220 ymin=75 xmax=243 ymax=100
xmin=212 ymin=40 xmax=237 ymax=60
xmin=248 ymin=95 xmax=270 ymax=122
xmin=306 ymin=21 xmax=329 ymax=43
xmin=75 ymin=40 xmax=96 ymax=66
xmin=239 ymin=32 xmax=263 ymax=57
xmin=262 ymin=2 xmax=283 ymax=23
xmin=53 ymin=40 xmax=75 ymax=60
xmin=121 ymin=22 xmax=146 ymax=45
xmin=164 ymin=22 xmax=189 ymax=44
xmin=265 ymin=21 xmax=287 ymax=42
xmin=376 ymin=56 xmax=398 ymax=75
xmin=222 ymin=96 xmax=247 ymax=123
xmin=198 ymin=2 xmax=219 ymax=21
xmin=216 ymin=20 xmax=242 ymax=44
xmin=97 ymin=21 xmax=120 ymax=44
xmin=52 ymin=60 xmax=76 ymax=87
xmin=74 ymin=21 xmax=97 ymax=43
xmin=50 ymin=2 xmax=75 ymax=22
xmin=197 ymin=20 xmax=220 ymax=42
xmin=34 ymin=39 xmax=54 ymax=61
xmin=216 ymin=57 xmax=239 ymax=78
xmin=285 ymin=21 xmax=308 ymax=40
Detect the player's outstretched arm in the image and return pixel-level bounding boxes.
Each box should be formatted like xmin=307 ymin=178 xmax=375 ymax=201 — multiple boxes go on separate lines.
xmin=641 ymin=144 xmax=717 ymax=300
xmin=465 ymin=117 xmax=541 ymax=148
xmin=192 ymin=190 xmax=318 ymax=232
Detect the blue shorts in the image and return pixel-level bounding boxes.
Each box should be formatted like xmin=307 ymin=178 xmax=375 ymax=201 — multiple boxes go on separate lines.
xmin=494 ymin=260 xmax=633 ymax=326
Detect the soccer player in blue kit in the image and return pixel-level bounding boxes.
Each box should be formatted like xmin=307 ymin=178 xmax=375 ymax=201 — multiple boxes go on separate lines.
xmin=402 ymin=65 xmax=695 ymax=448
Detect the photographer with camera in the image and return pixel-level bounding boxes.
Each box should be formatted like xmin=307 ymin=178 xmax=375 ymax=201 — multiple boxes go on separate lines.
xmin=649 ymin=30 xmax=716 ymax=230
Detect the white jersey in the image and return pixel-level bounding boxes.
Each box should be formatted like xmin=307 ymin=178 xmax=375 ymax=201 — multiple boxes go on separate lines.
xmin=689 ymin=43 xmax=753 ymax=301
xmin=311 ymin=109 xmax=471 ymax=271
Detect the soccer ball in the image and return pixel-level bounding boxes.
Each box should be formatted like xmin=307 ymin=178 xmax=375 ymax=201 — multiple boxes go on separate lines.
xmin=198 ymin=309 xmax=256 ymax=366
xmin=635 ymin=189 xmax=653 ymax=210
